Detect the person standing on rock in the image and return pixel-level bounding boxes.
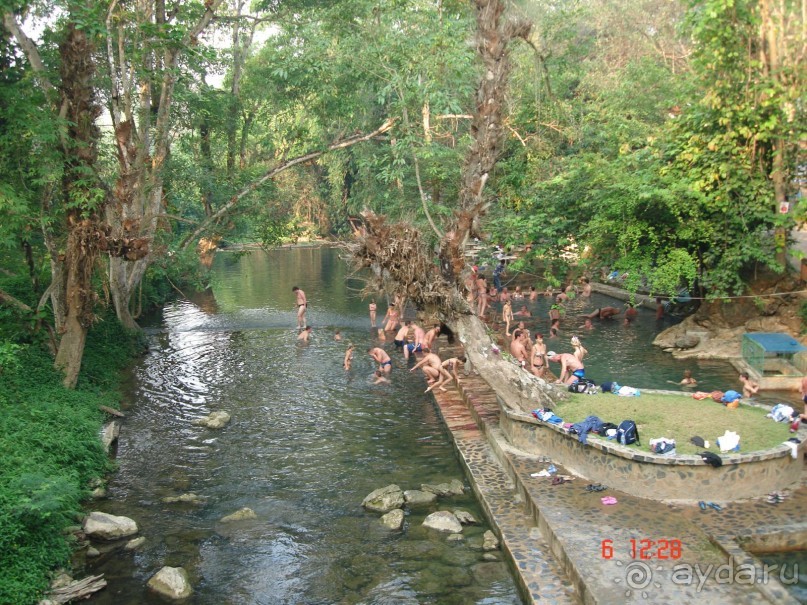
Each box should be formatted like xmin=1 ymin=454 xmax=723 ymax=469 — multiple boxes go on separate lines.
xmin=292 ymin=286 xmax=307 ymax=329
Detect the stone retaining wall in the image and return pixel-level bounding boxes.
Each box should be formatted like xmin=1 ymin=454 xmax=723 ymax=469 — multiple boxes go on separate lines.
xmin=500 ymin=406 xmax=804 ymax=501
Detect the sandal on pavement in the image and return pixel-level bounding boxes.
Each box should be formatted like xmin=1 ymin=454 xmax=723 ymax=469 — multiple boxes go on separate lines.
xmin=699 ymin=501 xmax=707 ymax=510
xmin=707 ymin=502 xmax=722 ymax=511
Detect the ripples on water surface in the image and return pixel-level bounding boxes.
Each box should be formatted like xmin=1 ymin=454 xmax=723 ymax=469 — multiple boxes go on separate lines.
xmin=85 ymin=248 xmax=521 ymax=605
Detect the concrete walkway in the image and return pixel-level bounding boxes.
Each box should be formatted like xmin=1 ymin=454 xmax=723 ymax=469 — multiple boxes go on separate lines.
xmin=429 ymin=343 xmax=806 ymax=605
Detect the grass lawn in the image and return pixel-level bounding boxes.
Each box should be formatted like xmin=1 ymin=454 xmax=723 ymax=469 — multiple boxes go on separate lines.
xmin=552 ymin=392 xmax=793 ymax=455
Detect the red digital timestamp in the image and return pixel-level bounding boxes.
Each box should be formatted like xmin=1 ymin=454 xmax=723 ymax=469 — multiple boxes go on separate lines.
xmin=601 ymin=538 xmax=683 ymax=560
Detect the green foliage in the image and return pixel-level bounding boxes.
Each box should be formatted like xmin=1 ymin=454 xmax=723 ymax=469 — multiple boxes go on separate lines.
xmin=0 ymin=318 xmax=138 ymax=604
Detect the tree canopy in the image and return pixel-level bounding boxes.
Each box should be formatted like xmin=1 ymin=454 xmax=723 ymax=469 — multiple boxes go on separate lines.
xmin=0 ymin=0 xmax=804 ymax=385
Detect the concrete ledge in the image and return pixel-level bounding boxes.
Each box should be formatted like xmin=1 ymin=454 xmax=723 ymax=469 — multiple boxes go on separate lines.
xmin=500 ymin=406 xmax=804 ymax=501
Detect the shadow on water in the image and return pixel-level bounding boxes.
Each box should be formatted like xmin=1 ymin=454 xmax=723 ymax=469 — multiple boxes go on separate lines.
xmin=84 ymin=247 xmax=521 ymax=605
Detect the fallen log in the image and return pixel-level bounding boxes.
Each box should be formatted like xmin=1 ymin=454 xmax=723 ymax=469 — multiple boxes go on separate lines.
xmin=46 ymin=574 xmax=107 ymax=603
xmin=99 ymin=405 xmax=125 ymax=417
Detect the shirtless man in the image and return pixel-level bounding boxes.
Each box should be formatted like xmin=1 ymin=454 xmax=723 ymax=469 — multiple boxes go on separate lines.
xmin=297 ymin=326 xmax=312 ymax=342
xmin=373 ymin=370 xmax=390 ymax=385
xmin=292 ymin=286 xmax=307 ymax=329
xmin=502 ymin=300 xmax=514 ymax=336
xmin=548 ymin=304 xmax=562 ymax=325
xmin=624 ymin=303 xmax=639 ymax=325
xmin=422 ymin=325 xmax=441 ymax=352
xmin=584 ymin=306 xmax=621 ymax=320
xmin=393 ymin=324 xmax=408 ymax=349
xmin=529 ymin=286 xmax=539 ymax=302
xmin=578 ymin=318 xmax=594 ymax=331
xmin=382 ymin=303 xmax=400 ymax=332
xmin=509 ymin=330 xmax=529 ymax=369
xmin=514 ymin=305 xmax=531 ymax=317
xmin=410 ymin=352 xmax=452 ymax=392
xmin=367 ymin=346 xmax=392 ymax=373
xmin=580 ymin=278 xmax=592 ymax=298
xmin=369 ymin=299 xmax=377 ymax=327
xmin=739 ymin=372 xmax=759 ymax=398
xmin=403 ymin=321 xmax=426 ymax=360
xmin=547 ymin=352 xmax=585 ymax=384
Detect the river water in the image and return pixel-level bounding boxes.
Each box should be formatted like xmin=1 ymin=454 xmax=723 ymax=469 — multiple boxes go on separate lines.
xmin=83 ymin=246 xmax=800 ymax=604
xmin=84 ymin=246 xmax=522 ymax=605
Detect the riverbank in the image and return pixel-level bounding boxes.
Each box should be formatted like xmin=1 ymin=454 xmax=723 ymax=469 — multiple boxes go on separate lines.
xmin=0 ymin=316 xmax=141 ymax=605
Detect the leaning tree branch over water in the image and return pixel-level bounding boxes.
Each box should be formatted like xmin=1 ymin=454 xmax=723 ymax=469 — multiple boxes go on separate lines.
xmin=179 ymin=118 xmax=397 ymax=252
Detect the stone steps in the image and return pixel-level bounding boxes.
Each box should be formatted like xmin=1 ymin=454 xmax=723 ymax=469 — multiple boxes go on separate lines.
xmin=430 ymin=387 xmax=578 ymax=604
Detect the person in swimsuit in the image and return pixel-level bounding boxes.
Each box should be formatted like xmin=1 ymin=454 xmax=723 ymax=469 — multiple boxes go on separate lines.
xmin=583 ymin=306 xmax=621 ymax=320
xmin=334 ymin=330 xmax=342 ymax=341
xmin=476 ymin=275 xmax=489 ymax=318
xmin=382 ymin=303 xmax=400 ymax=332
xmin=547 ymin=352 xmax=584 ymax=384
xmin=343 ymin=343 xmax=354 ymax=370
xmin=292 ymin=286 xmax=307 ymax=329
xmin=410 ymin=352 xmax=452 ymax=392
xmin=403 ymin=321 xmax=425 ymax=360
xmin=531 ymin=333 xmax=547 ymax=378
xmin=624 ymin=303 xmax=639 ymax=325
xmin=529 ymin=286 xmax=538 ymax=302
xmin=422 ymin=325 xmax=441 ymax=352
xmin=570 ymin=335 xmax=588 ymax=362
xmin=297 ymin=326 xmax=312 ymax=341
xmin=368 ymin=346 xmax=392 ymax=373
xmin=739 ymin=372 xmax=759 ymax=398
xmin=502 ymin=300 xmax=514 ymax=336
xmin=369 ymin=299 xmax=377 ymax=327
xmin=373 ymin=369 xmax=390 ymax=384
xmin=441 ymin=356 xmax=466 ymax=388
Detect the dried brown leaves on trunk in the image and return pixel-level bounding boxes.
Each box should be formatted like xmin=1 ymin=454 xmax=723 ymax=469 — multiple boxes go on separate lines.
xmin=344 ymin=211 xmax=468 ymax=318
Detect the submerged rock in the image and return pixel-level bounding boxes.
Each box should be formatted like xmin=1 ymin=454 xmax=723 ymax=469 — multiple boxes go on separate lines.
xmin=482 ymin=530 xmax=499 ymax=551
xmin=380 ymin=509 xmax=405 ymax=530
xmin=362 ymin=484 xmax=404 ymax=513
xmin=192 ymin=411 xmax=231 ymax=429
xmin=220 ymin=507 xmax=257 ymax=523
xmin=453 ymin=509 xmax=477 ymax=525
xmin=422 ymin=511 xmax=463 ymax=533
xmin=83 ymin=512 xmax=138 ymax=540
xmin=147 ymin=566 xmax=192 ymax=600
xmin=162 ymin=493 xmax=206 ymax=504
xmin=421 ymin=479 xmax=464 ymax=497
xmin=124 ymin=536 xmax=146 ymax=551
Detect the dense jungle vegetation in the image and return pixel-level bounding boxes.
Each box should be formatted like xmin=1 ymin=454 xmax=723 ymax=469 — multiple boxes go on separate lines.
xmin=0 ymin=0 xmax=804 ymax=602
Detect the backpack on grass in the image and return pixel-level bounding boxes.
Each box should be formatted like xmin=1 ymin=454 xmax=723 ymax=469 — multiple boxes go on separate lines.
xmin=617 ymin=420 xmax=640 ymax=446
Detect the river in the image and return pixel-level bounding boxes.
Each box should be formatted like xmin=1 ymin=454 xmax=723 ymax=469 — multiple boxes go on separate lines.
xmin=84 ymin=246 xmax=522 ymax=605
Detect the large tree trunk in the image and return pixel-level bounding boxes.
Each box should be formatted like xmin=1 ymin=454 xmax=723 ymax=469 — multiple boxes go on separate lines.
xmin=349 ymin=0 xmax=562 ymax=412
xmin=53 ymin=20 xmax=104 ymax=388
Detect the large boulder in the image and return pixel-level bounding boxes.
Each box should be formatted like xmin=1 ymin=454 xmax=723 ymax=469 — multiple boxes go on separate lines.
xmin=362 ymin=485 xmax=404 ymax=513
xmin=147 ymin=566 xmax=192 ymax=600
xmin=82 ymin=512 xmax=138 ymax=540
xmin=422 ymin=511 xmax=463 ymax=533
xmin=192 ymin=411 xmax=231 ymax=429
